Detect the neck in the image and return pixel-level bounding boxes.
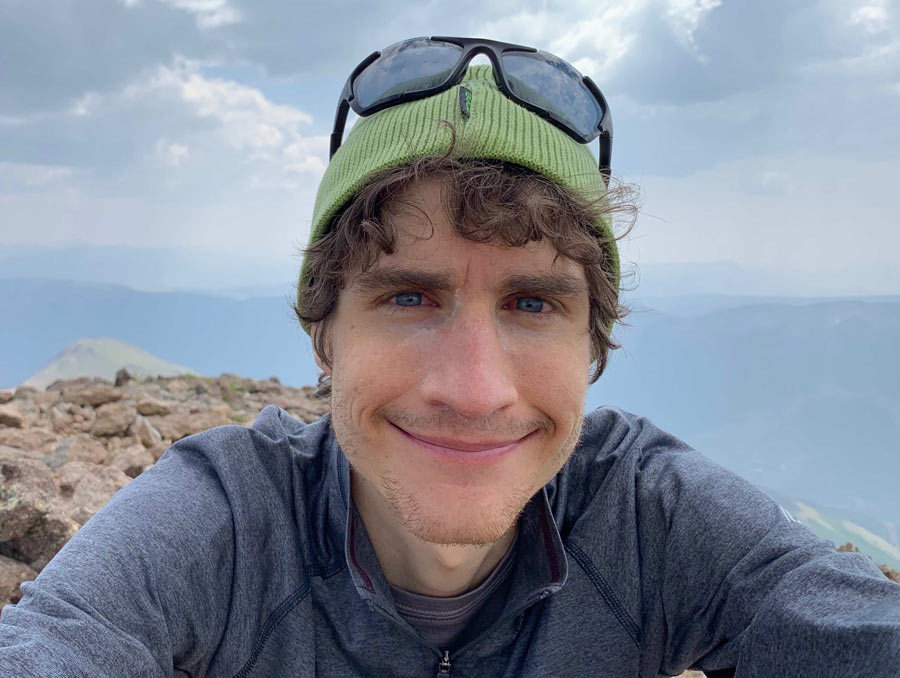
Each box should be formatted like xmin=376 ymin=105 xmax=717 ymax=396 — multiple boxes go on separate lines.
xmin=351 ymin=470 xmax=517 ymax=597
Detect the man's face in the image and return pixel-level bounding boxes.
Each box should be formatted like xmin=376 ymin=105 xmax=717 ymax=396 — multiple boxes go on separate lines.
xmin=320 ymin=178 xmax=592 ymax=546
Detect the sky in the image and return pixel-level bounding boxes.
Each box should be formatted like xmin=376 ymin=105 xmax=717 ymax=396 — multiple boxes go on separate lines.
xmin=1 ymin=0 xmax=899 ymax=291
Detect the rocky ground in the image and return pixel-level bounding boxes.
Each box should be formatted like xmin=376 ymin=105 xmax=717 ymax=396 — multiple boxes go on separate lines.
xmin=1 ymin=371 xmax=898 ymax=677
xmin=0 ymin=370 xmax=328 ymax=607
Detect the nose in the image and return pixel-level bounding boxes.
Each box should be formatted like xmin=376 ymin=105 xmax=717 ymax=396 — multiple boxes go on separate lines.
xmin=418 ymin=307 xmax=519 ymax=419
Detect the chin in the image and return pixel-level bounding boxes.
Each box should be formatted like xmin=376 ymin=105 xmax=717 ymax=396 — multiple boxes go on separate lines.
xmin=378 ymin=475 xmax=533 ymax=546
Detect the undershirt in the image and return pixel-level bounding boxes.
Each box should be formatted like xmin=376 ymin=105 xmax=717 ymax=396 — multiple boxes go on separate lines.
xmin=388 ymin=531 xmax=518 ymax=649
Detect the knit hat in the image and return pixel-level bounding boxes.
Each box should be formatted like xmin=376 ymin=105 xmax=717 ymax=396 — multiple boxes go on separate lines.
xmin=297 ymin=64 xmax=618 ymax=329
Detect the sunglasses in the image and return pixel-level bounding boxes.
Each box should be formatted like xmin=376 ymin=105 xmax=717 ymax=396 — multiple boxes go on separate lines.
xmin=329 ymin=36 xmax=613 ymax=183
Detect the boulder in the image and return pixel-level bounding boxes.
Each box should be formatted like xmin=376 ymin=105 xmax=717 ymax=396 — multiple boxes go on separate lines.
xmin=62 ymin=383 xmax=123 ymax=407
xmin=13 ymin=386 xmax=39 ymax=401
xmin=106 ymin=444 xmax=155 ymax=478
xmin=130 ymin=415 xmax=162 ymax=449
xmin=165 ymin=378 xmax=189 ymax=394
xmin=45 ymin=436 xmax=109 ymax=469
xmin=90 ymin=402 xmax=136 ymax=437
xmin=0 ymin=507 xmax=80 ymax=571
xmin=49 ymin=404 xmax=75 ymax=434
xmin=0 ymin=404 xmax=26 ymax=429
xmin=149 ymin=410 xmax=229 ymax=443
xmin=0 ymin=554 xmax=38 ymax=607
xmin=880 ymin=564 xmax=900 ymax=584
xmin=0 ymin=445 xmax=44 ymax=462
xmin=0 ymin=391 xmax=13 ymax=405
xmin=0 ymin=427 xmax=59 ymax=454
xmin=55 ymin=461 xmax=131 ymax=525
xmin=114 ymin=368 xmax=133 ymax=387
xmin=0 ymin=456 xmax=57 ymax=543
xmin=147 ymin=443 xmax=168 ymax=463
xmin=136 ymin=396 xmax=171 ymax=417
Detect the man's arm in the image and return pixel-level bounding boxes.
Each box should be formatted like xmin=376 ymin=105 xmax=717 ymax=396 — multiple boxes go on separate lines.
xmin=0 ymin=444 xmax=235 ymax=677
xmin=639 ymin=441 xmax=900 ymax=677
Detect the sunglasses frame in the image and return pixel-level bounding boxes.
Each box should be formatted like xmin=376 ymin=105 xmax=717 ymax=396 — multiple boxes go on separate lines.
xmin=329 ymin=36 xmax=613 ymax=182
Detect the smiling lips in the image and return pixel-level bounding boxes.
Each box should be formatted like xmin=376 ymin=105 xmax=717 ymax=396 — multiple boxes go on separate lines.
xmin=392 ymin=423 xmax=534 ymax=462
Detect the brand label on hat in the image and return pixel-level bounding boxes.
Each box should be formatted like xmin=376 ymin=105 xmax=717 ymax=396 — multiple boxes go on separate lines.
xmin=459 ymin=87 xmax=472 ymax=118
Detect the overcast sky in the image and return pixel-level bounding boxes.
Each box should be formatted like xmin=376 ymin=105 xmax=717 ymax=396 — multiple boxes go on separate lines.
xmin=1 ymin=0 xmax=898 ymax=290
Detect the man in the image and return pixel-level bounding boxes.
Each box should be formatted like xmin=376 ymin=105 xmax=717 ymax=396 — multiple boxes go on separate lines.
xmin=1 ymin=36 xmax=899 ymax=677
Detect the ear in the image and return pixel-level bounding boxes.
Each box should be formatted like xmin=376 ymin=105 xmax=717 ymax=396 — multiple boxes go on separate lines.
xmin=310 ymin=322 xmax=332 ymax=376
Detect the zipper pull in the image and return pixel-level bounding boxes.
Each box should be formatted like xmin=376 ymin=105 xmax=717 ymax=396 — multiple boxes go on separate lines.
xmin=437 ymin=650 xmax=451 ymax=676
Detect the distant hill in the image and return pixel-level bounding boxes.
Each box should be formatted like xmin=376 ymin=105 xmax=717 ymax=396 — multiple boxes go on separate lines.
xmin=24 ymin=338 xmax=196 ymax=389
xmin=0 ymin=278 xmax=320 ymax=391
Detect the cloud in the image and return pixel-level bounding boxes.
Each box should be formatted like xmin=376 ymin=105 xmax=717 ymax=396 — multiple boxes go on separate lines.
xmin=0 ymin=162 xmax=76 ymax=192
xmin=665 ymin=0 xmax=722 ymax=54
xmin=159 ymin=0 xmax=242 ymax=28
xmin=622 ymin=152 xmax=900 ymax=275
xmin=0 ymin=56 xmax=327 ymax=258
xmin=154 ymin=138 xmax=190 ymax=167
xmin=851 ymin=1 xmax=891 ymax=33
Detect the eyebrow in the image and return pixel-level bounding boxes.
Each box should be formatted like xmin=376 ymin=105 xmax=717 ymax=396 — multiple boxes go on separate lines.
xmin=350 ymin=267 xmax=588 ymax=298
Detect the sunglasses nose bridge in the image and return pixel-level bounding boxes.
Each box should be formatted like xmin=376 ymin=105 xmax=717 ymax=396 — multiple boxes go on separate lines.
xmin=456 ymin=44 xmax=504 ymax=81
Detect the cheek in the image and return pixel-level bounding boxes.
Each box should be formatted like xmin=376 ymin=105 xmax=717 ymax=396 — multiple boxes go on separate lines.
xmin=332 ymin=333 xmax=424 ymax=420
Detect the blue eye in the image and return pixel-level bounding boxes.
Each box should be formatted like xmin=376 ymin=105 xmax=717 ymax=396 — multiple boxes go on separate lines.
xmin=515 ymin=297 xmax=545 ymax=313
xmin=395 ymin=292 xmax=422 ymax=306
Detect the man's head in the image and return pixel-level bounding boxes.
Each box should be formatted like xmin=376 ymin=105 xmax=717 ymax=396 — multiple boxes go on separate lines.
xmin=294 ymin=44 xmax=633 ymax=546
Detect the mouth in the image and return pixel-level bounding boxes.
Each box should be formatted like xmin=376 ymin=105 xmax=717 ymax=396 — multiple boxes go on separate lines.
xmin=390 ymin=422 xmax=535 ymax=462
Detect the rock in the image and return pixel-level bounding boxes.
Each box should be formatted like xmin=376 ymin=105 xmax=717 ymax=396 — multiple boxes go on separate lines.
xmin=0 ymin=404 xmax=26 ymax=429
xmin=0 ymin=445 xmax=44 ymax=462
xmin=165 ymin=378 xmax=189 ymax=394
xmin=45 ymin=436 xmax=108 ymax=469
xmin=880 ymin=564 xmax=900 ymax=584
xmin=0 ymin=554 xmax=38 ymax=607
xmin=0 ymin=372 xmax=334 ymax=579
xmin=147 ymin=442 xmax=168 ymax=462
xmin=90 ymin=402 xmax=136 ymax=437
xmin=0 ymin=427 xmax=60 ymax=455
xmin=50 ymin=405 xmax=75 ymax=433
xmin=130 ymin=415 xmax=162 ymax=449
xmin=149 ymin=410 xmax=229 ymax=442
xmin=13 ymin=386 xmax=39 ymax=401
xmin=106 ymin=444 xmax=155 ymax=478
xmin=0 ymin=456 xmax=57 ymax=543
xmin=34 ymin=390 xmax=61 ymax=409
xmin=62 ymin=383 xmax=123 ymax=407
xmin=114 ymin=368 xmax=133 ymax=387
xmin=136 ymin=396 xmax=171 ymax=417
xmin=0 ymin=507 xmax=80 ymax=571
xmin=55 ymin=462 xmax=131 ymax=525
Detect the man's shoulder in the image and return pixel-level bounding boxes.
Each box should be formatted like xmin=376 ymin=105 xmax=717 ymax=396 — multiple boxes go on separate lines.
xmin=563 ymin=406 xmax=695 ymax=484
xmin=554 ymin=406 xmax=755 ymax=526
xmin=159 ymin=405 xmax=335 ymax=477
xmin=149 ymin=406 xmax=341 ymax=534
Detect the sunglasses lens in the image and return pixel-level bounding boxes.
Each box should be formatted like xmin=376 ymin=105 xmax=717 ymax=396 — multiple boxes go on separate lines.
xmin=501 ymin=51 xmax=604 ymax=140
xmin=354 ymin=38 xmax=463 ymax=110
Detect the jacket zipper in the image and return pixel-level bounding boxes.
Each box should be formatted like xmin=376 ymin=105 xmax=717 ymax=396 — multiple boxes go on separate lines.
xmin=437 ymin=650 xmax=451 ymax=676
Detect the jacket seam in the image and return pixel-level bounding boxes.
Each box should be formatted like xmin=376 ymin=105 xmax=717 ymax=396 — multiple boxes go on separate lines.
xmin=230 ymin=563 xmax=346 ymax=678
xmin=565 ymin=541 xmax=641 ymax=649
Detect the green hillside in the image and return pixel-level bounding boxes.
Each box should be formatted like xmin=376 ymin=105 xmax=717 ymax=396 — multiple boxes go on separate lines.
xmin=25 ymin=338 xmax=197 ymax=389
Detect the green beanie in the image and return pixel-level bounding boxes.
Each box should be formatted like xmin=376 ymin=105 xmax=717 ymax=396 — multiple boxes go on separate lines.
xmin=298 ymin=64 xmax=618 ymax=329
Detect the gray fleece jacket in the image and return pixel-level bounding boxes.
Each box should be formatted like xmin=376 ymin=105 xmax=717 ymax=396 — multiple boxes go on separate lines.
xmin=1 ymin=405 xmax=899 ymax=677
